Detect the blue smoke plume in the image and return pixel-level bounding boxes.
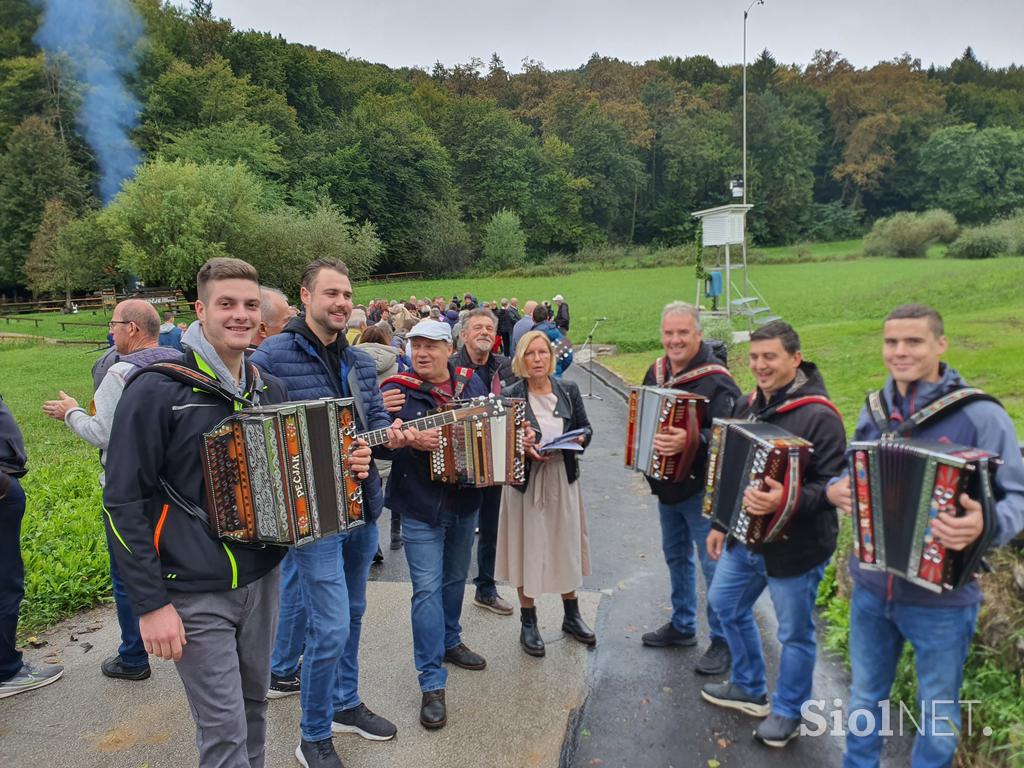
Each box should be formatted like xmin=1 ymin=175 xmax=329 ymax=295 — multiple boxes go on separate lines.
xmin=33 ymin=0 xmax=144 ymax=204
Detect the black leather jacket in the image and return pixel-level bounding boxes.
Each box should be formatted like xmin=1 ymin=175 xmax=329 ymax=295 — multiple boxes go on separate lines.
xmin=502 ymin=376 xmax=593 ymax=491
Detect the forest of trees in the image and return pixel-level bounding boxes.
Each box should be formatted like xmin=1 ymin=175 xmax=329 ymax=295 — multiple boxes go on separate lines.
xmin=1 ymin=0 xmax=1023 ymax=293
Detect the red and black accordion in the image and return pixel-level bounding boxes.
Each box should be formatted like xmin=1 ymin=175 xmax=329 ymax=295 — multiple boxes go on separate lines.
xmin=624 ymin=387 xmax=708 ymax=481
xmin=201 ymin=398 xmax=364 ymax=547
xmin=702 ymin=419 xmax=813 ymax=545
xmin=429 ymin=398 xmax=527 ymax=487
xmin=849 ymin=439 xmax=999 ymax=592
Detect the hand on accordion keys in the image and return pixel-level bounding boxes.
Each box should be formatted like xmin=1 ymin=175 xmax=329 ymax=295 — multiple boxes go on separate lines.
xmin=652 ymin=425 xmax=688 ymax=458
xmin=931 ymin=494 xmax=985 ymax=551
xmin=742 ymin=476 xmax=785 ymax=517
xmin=409 ymin=427 xmax=440 ymax=453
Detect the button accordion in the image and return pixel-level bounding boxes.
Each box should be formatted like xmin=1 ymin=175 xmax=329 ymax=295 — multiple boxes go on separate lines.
xmin=429 ymin=398 xmax=527 ymax=486
xmin=624 ymin=387 xmax=708 ymax=481
xmin=848 ymin=439 xmax=999 ymax=592
xmin=702 ymin=419 xmax=813 ymax=545
xmin=201 ymin=398 xmax=365 ymax=547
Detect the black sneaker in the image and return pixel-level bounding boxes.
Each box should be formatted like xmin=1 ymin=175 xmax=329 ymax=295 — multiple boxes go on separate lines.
xmin=295 ymin=738 xmax=344 ymax=768
xmin=372 ymin=545 xmax=384 ymax=565
xmin=268 ymin=671 xmax=301 ymax=699
xmin=754 ymin=713 xmax=802 ymax=748
xmin=694 ymin=638 xmax=731 ymax=676
xmin=101 ymin=654 xmax=151 ymax=681
xmin=443 ymin=643 xmax=487 ymax=670
xmin=331 ymin=702 xmax=397 ymax=741
xmin=641 ymin=622 xmax=697 ymax=648
xmin=0 ymin=662 xmax=64 ymax=699
xmin=700 ymin=682 xmax=770 ymax=717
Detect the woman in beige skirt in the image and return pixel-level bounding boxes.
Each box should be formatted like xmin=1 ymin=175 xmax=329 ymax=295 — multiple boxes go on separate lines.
xmin=496 ymin=330 xmax=595 ymax=657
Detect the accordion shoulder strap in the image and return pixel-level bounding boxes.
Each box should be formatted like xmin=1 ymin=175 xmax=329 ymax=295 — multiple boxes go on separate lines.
xmin=775 ymin=395 xmax=843 ymax=421
xmin=128 ymin=361 xmax=257 ymax=410
xmin=382 ymin=367 xmax=475 ymax=402
xmin=901 ymin=387 xmax=1001 ymax=435
xmin=656 ymin=356 xmax=733 ymax=389
xmin=865 ymin=386 xmax=1001 ymax=436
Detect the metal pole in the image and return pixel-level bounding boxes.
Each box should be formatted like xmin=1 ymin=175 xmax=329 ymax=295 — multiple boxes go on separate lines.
xmin=743 ymin=8 xmax=748 ymax=207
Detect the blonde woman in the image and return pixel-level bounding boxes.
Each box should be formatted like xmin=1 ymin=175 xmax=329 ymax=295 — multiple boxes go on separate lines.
xmin=496 ymin=330 xmax=595 ymax=656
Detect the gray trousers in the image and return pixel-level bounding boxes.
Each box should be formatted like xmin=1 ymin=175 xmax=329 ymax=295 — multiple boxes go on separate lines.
xmin=171 ymin=568 xmax=281 ymax=768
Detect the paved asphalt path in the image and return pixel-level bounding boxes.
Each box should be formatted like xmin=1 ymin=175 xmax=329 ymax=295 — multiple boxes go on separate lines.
xmin=372 ymin=364 xmax=863 ymax=766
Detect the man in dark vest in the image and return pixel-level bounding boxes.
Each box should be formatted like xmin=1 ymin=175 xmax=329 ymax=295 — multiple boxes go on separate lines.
xmin=42 ymin=299 xmax=180 ymax=682
xmin=452 ymin=308 xmax=518 ymax=617
xmin=640 ymin=302 xmax=740 ymax=677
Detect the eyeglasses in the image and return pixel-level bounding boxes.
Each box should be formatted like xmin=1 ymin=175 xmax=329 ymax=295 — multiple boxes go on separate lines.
xmin=108 ymin=320 xmax=134 ymax=329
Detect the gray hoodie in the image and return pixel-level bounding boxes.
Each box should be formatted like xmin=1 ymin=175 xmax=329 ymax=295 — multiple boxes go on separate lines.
xmin=356 ymin=341 xmax=404 ymax=386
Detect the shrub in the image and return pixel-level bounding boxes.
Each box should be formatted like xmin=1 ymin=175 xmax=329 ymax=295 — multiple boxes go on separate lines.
xmin=804 ymin=201 xmax=866 ymax=242
xmin=479 ymin=209 xmax=527 ymax=272
xmin=863 ymin=209 xmax=959 ymax=258
xmin=947 ymin=229 xmax=1009 ymax=259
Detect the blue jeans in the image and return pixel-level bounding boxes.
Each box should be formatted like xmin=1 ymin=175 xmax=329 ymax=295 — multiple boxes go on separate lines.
xmin=708 ymin=542 xmax=825 ymax=719
xmin=403 ymin=510 xmax=477 ymax=692
xmin=843 ymin=585 xmax=979 ymax=768
xmin=474 ymin=487 xmax=501 ymax=599
xmin=658 ymin=496 xmax=723 ymax=640
xmin=104 ymin=521 xmax=147 ymax=667
xmin=0 ymin=477 xmax=25 ymax=683
xmin=269 ymin=523 xmax=379 ymax=742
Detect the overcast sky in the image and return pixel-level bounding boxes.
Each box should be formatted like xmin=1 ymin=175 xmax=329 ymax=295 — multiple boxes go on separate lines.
xmin=179 ymin=0 xmax=1022 ymax=73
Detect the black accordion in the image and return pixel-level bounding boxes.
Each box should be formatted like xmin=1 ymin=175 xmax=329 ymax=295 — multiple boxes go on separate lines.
xmin=702 ymin=419 xmax=813 ymax=545
xmin=849 ymin=439 xmax=999 ymax=592
xmin=201 ymin=398 xmax=364 ymax=547
xmin=429 ymin=398 xmax=527 ymax=487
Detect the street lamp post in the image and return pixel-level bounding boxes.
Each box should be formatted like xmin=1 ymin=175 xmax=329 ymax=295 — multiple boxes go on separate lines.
xmin=741 ymin=0 xmax=763 ymax=301
xmin=742 ymin=0 xmax=763 ymax=206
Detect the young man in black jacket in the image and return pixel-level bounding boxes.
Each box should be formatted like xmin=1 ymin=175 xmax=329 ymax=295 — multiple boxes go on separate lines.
xmin=640 ymin=302 xmax=740 ymax=677
xmin=701 ymin=321 xmax=846 ymax=749
xmin=103 ymin=258 xmax=372 ymax=768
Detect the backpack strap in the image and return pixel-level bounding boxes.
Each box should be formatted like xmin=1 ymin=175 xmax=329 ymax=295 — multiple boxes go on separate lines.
xmin=898 ymin=387 xmax=1002 ymax=436
xmin=381 ymin=373 xmax=430 ymax=391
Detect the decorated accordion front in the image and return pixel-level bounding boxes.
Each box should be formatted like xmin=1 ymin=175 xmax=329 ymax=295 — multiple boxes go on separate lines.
xmin=201 ymin=398 xmax=364 ymax=547
xmin=849 ymin=439 xmax=999 ymax=592
xmin=702 ymin=419 xmax=813 ymax=545
xmin=429 ymin=398 xmax=527 ymax=487
xmin=624 ymin=387 xmax=707 ymax=481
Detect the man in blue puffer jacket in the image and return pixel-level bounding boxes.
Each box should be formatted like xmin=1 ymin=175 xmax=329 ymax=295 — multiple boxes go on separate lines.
xmin=251 ymin=258 xmax=411 ymax=768
xmin=827 ymin=304 xmax=1024 ymax=768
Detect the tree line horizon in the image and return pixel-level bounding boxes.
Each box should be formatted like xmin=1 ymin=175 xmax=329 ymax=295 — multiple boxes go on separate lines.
xmin=1 ymin=0 xmax=1023 ymax=296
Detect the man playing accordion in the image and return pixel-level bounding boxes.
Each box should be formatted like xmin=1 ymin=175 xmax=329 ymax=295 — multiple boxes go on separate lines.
xmin=828 ymin=304 xmax=1024 ymax=767
xmin=640 ymin=302 xmax=740 ymax=677
xmin=701 ymin=321 xmax=847 ymax=749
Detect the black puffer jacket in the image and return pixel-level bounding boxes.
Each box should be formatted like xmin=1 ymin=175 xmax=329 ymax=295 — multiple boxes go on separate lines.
xmin=728 ymin=361 xmax=847 ymax=578
xmin=102 ymin=349 xmax=288 ymax=616
xmin=0 ymin=397 xmax=27 ymax=498
xmin=451 ymin=346 xmax=518 ymax=393
xmin=642 ymin=343 xmax=741 ymax=504
xmin=502 ymin=376 xmax=593 ymax=490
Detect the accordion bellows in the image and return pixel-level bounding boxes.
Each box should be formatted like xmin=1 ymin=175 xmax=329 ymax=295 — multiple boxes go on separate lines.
xmin=702 ymin=419 xmax=812 ymax=545
xmin=624 ymin=387 xmax=708 ymax=481
xmin=849 ymin=438 xmax=999 ymax=592
xmin=202 ymin=398 xmax=364 ymax=546
xmin=429 ymin=398 xmax=527 ymax=487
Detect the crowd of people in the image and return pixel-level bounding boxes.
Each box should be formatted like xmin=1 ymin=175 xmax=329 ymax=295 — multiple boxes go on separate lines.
xmin=1 ymin=255 xmax=1022 ymax=768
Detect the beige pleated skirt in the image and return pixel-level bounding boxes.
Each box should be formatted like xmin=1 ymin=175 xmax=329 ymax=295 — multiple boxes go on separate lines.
xmin=495 ymin=458 xmax=591 ymax=599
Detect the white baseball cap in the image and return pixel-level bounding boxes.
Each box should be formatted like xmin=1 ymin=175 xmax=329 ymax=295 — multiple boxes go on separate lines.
xmin=553 ymin=294 xmax=564 ymax=302
xmin=406 ymin=319 xmax=452 ymax=342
